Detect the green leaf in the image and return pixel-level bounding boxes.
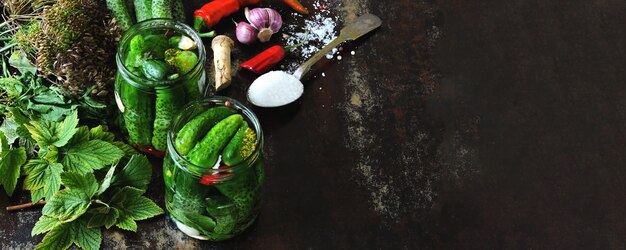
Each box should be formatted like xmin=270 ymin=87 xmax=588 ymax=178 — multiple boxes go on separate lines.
xmin=34 ymin=221 xmax=74 ymax=250
xmin=23 ymin=110 xmax=78 ymax=148
xmin=73 ymin=218 xmax=102 ymax=250
xmin=97 ymin=164 xmax=117 ymax=195
xmin=109 ymin=186 xmax=145 ymax=208
xmin=53 ymin=110 xmax=78 ymax=147
xmin=9 ymin=51 xmax=37 ymax=75
xmin=31 ymin=188 xmax=45 ymax=204
xmin=110 ymin=155 xmax=152 ymax=190
xmin=87 ymin=207 xmax=120 ymax=229
xmin=0 ymin=118 xmax=20 ymax=144
xmin=43 ymin=163 xmax=63 ymax=201
xmin=0 ymin=146 xmax=27 ymax=196
xmin=42 ymin=189 xmax=92 ymax=222
xmin=115 ymin=215 xmax=137 ymax=232
xmin=24 ymin=119 xmax=57 ymax=147
xmin=183 ymin=213 xmax=217 ymax=235
xmin=66 ymin=126 xmax=90 ymax=147
xmin=32 ymin=215 xmax=61 ymax=236
xmin=89 ymin=126 xmax=115 ymax=142
xmin=61 ymin=140 xmax=124 ymax=174
xmin=60 ymin=172 xmax=98 ymax=197
xmin=121 ymin=196 xmax=163 ymax=221
xmin=112 ymin=141 xmax=137 ymax=157
xmin=23 ymin=160 xmax=48 ymax=190
xmin=0 ymin=131 xmax=8 ymax=152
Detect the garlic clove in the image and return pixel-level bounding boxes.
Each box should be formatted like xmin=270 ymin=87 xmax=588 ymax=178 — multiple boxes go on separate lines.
xmin=246 ymin=7 xmax=269 ymax=30
xmin=265 ymin=8 xmax=283 ymax=33
xmin=235 ymin=21 xmax=258 ymax=45
xmin=178 ymin=36 xmax=197 ymax=50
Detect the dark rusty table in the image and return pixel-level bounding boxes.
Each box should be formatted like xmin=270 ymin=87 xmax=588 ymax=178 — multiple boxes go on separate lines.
xmin=2 ymin=0 xmax=626 ymax=248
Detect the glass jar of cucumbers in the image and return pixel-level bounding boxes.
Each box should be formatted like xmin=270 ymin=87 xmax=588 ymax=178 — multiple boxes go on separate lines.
xmin=114 ymin=19 xmax=207 ymax=155
xmin=163 ymin=96 xmax=265 ymax=241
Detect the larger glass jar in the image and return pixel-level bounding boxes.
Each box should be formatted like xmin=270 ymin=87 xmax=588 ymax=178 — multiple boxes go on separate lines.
xmin=164 ymin=97 xmax=265 ymax=241
xmin=115 ymin=19 xmax=207 ymax=156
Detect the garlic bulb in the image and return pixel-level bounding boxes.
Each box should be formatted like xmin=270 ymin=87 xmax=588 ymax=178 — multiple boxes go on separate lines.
xmin=245 ymin=7 xmax=282 ymax=43
xmin=235 ymin=21 xmax=258 ymax=45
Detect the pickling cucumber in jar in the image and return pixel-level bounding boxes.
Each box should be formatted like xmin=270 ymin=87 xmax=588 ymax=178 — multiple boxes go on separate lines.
xmin=114 ymin=19 xmax=207 ymax=156
xmin=164 ymin=97 xmax=265 ymax=241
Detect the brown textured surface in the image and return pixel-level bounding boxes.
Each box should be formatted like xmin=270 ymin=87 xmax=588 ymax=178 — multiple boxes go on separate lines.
xmin=2 ymin=0 xmax=626 ymax=248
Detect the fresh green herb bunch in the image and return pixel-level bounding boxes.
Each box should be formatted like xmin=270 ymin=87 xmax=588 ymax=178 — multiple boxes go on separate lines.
xmin=23 ymin=0 xmax=121 ymax=98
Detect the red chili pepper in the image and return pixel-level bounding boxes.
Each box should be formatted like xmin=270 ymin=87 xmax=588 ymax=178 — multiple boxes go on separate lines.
xmin=194 ymin=0 xmax=261 ymax=32
xmin=240 ymin=45 xmax=286 ymax=74
xmin=283 ymin=0 xmax=309 ymax=15
xmin=199 ymin=172 xmax=233 ymax=185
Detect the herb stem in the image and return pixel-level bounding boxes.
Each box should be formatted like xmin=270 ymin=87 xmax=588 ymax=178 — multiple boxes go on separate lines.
xmin=5 ymin=201 xmax=46 ymax=212
xmin=92 ymin=199 xmax=110 ymax=208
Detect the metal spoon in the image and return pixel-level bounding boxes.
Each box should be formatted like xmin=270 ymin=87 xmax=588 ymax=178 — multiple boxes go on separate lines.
xmin=247 ymin=13 xmax=382 ymax=108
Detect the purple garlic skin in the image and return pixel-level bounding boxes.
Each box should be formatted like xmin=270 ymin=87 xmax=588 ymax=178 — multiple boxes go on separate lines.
xmin=245 ymin=7 xmax=282 ymax=43
xmin=235 ymin=21 xmax=258 ymax=45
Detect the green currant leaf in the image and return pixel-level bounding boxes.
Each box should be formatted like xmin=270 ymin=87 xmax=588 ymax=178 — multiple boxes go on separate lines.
xmin=65 ymin=126 xmax=90 ymax=148
xmin=60 ymin=172 xmax=99 ymax=198
xmin=43 ymin=163 xmax=63 ymax=201
xmin=73 ymin=218 xmax=102 ymax=250
xmin=23 ymin=110 xmax=78 ymax=148
xmin=97 ymin=164 xmax=117 ymax=195
xmin=32 ymin=215 xmax=61 ymax=236
xmin=115 ymin=215 xmax=138 ymax=232
xmin=42 ymin=189 xmax=91 ymax=222
xmin=30 ymin=188 xmax=45 ymax=204
xmin=89 ymin=126 xmax=115 ymax=142
xmin=110 ymin=155 xmax=152 ymax=190
xmin=111 ymin=141 xmax=138 ymax=158
xmin=121 ymin=195 xmax=164 ymax=221
xmin=0 ymin=146 xmax=27 ymax=196
xmin=61 ymin=140 xmax=124 ymax=174
xmin=23 ymin=160 xmax=48 ymax=191
xmin=34 ymin=221 xmax=74 ymax=250
xmin=87 ymin=207 xmax=120 ymax=229
xmin=52 ymin=110 xmax=79 ymax=147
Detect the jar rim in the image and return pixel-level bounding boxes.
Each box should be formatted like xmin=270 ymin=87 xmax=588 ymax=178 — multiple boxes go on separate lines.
xmin=166 ymin=96 xmax=264 ymax=177
xmin=115 ymin=18 xmax=206 ymax=89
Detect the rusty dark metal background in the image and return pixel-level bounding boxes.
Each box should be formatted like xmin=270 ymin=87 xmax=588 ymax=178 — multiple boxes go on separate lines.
xmin=2 ymin=0 xmax=626 ymax=248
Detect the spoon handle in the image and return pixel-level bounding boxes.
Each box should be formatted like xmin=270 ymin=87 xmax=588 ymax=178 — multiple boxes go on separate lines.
xmin=292 ymin=36 xmax=345 ymax=80
xmin=292 ymin=13 xmax=382 ymax=80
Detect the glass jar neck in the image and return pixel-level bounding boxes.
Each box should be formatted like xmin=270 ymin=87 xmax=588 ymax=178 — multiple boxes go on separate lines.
xmin=115 ymin=19 xmax=206 ymax=90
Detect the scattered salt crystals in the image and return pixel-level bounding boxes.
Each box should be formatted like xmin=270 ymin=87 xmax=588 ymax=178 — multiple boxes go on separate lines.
xmin=332 ymin=48 xmax=338 ymax=53
xmin=325 ymin=54 xmax=333 ymax=59
xmin=321 ymin=72 xmax=326 ymax=77
xmin=284 ymin=2 xmax=339 ymax=72
xmin=248 ymin=71 xmax=303 ymax=107
xmin=319 ymin=87 xmax=323 ymax=90
xmin=351 ymin=51 xmax=355 ymax=55
xmin=337 ymin=55 xmax=342 ymax=60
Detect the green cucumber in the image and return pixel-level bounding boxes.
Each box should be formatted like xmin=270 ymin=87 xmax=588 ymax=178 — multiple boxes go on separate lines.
xmin=106 ymin=0 xmax=135 ymax=30
xmin=214 ymin=162 xmax=260 ymax=220
xmin=174 ymin=106 xmax=235 ymax=156
xmin=222 ymin=121 xmax=257 ymax=166
xmin=141 ymin=60 xmax=173 ymax=81
xmin=152 ymin=86 xmax=187 ymax=151
xmin=186 ymin=114 xmax=243 ymax=167
xmin=173 ymin=0 xmax=185 ymax=22
xmin=144 ymin=34 xmax=170 ymax=59
xmin=152 ymin=0 xmax=173 ymax=19
xmin=117 ymin=73 xmax=154 ymax=145
xmin=134 ymin=0 xmax=152 ymax=22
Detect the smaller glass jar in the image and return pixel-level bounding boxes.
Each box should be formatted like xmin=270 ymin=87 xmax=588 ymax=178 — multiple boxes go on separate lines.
xmin=114 ymin=19 xmax=207 ymax=156
xmin=163 ymin=96 xmax=265 ymax=241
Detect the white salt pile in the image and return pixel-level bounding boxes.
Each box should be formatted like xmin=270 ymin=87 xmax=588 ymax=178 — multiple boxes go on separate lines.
xmin=247 ymin=71 xmax=304 ymax=107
